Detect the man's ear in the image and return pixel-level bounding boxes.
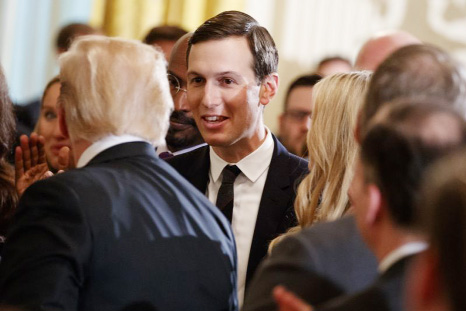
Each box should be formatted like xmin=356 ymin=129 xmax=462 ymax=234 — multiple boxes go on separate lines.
xmin=58 ymin=107 xmax=70 ymax=139
xmin=366 ymin=184 xmax=383 ymax=225
xmin=259 ymin=73 xmax=279 ymax=106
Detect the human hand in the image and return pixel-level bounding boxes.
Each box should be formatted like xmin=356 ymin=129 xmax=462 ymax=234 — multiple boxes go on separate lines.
xmin=15 ymin=133 xmax=51 ymax=197
xmin=273 ymin=285 xmax=313 ymax=311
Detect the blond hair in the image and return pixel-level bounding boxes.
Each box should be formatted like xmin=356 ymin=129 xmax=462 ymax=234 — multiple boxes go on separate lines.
xmin=270 ymin=71 xmax=371 ymax=249
xmin=58 ymin=36 xmax=173 ymax=145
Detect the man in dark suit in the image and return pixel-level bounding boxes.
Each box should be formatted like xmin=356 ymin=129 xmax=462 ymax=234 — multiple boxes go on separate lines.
xmin=166 ymin=11 xmax=308 ymax=305
xmin=0 ymin=36 xmax=237 ymax=311
xmin=274 ymin=99 xmax=466 ymax=311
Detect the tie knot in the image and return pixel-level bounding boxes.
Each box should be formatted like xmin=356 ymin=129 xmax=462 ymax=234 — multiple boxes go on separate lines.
xmin=221 ymin=165 xmax=241 ymax=184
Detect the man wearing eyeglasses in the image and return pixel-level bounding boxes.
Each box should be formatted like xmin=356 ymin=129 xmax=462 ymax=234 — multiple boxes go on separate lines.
xmin=158 ymin=33 xmax=205 ymax=158
xmin=278 ymin=74 xmax=321 ymax=158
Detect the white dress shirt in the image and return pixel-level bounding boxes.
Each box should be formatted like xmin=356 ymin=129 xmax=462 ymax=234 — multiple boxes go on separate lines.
xmin=378 ymin=241 xmax=428 ymax=274
xmin=207 ymin=129 xmax=274 ymax=306
xmin=76 ymin=134 xmax=145 ymax=168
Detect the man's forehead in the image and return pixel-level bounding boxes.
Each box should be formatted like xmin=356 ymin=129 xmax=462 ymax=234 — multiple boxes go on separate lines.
xmin=187 ymin=37 xmax=256 ymax=78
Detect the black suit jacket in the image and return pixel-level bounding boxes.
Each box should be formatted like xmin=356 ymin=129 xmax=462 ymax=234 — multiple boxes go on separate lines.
xmin=167 ymin=135 xmax=308 ymax=286
xmin=0 ymin=142 xmax=237 ymax=311
xmin=316 ymin=255 xmax=414 ymax=311
xmin=243 ymin=216 xmax=378 ymax=311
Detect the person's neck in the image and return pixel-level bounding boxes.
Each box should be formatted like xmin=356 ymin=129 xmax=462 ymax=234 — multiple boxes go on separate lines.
xmin=371 ymin=221 xmax=425 ymax=263
xmin=212 ymin=126 xmax=267 ymax=163
xmin=71 ymin=138 xmax=92 ymax=165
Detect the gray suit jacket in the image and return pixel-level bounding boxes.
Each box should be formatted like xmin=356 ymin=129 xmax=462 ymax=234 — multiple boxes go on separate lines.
xmin=243 ymin=216 xmax=378 ymax=311
xmin=0 ymin=142 xmax=237 ymax=311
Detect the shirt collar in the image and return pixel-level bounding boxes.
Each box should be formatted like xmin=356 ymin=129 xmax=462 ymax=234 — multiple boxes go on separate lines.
xmin=378 ymin=241 xmax=428 ymax=274
xmin=210 ymin=128 xmax=274 ymax=183
xmin=77 ymin=134 xmax=146 ymax=168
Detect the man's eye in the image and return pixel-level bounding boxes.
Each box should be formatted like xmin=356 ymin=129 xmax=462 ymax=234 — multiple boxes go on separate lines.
xmin=168 ymin=77 xmax=178 ymax=87
xmin=191 ymin=77 xmax=204 ymax=84
xmin=223 ymin=78 xmax=234 ymax=85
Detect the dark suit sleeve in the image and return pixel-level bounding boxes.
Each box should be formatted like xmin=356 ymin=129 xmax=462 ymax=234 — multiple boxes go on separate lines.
xmin=243 ymin=234 xmax=345 ymax=311
xmin=0 ymin=178 xmax=91 ymax=311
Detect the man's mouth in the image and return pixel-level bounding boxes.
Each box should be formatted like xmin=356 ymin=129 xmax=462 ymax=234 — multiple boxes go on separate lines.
xmin=202 ymin=116 xmax=228 ymax=122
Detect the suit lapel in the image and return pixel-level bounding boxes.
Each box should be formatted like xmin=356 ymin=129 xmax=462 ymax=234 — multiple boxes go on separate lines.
xmin=166 ymin=145 xmax=211 ymax=193
xmin=246 ymin=136 xmax=296 ymax=285
xmin=189 ymin=147 xmax=211 ymax=193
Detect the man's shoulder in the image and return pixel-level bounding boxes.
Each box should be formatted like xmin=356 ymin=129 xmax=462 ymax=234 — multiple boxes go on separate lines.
xmin=270 ymin=136 xmax=308 ymax=176
xmin=316 ymin=258 xmax=409 ymax=311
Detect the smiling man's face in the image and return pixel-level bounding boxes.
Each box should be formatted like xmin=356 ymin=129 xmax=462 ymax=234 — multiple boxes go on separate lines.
xmin=187 ymin=36 xmax=267 ymax=157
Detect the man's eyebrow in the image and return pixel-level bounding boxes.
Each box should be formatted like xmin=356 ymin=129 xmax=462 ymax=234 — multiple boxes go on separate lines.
xmin=187 ymin=70 xmax=202 ymax=77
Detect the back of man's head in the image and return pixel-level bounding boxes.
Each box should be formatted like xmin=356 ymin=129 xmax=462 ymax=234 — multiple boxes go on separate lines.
xmin=283 ymin=74 xmax=322 ymax=110
xmin=359 ymin=44 xmax=466 ymax=139
xmin=188 ymin=10 xmax=278 ymax=83
xmin=361 ymin=99 xmax=466 ymax=229
xmin=56 ymin=23 xmax=99 ymax=54
xmin=143 ymin=25 xmax=188 ymax=45
xmin=420 ymin=149 xmax=466 ymax=311
xmin=59 ymin=36 xmax=173 ymax=145
xmin=355 ymin=30 xmax=421 ymax=71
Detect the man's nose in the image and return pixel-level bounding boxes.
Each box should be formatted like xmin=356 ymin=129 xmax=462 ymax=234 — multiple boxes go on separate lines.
xmin=302 ymin=116 xmax=311 ymax=132
xmin=201 ymin=82 xmax=221 ymax=108
xmin=174 ymin=91 xmax=189 ymax=112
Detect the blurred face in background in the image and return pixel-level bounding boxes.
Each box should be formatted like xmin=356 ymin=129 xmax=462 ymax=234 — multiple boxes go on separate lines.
xmin=279 ymin=86 xmax=314 ymax=157
xmin=37 ymin=81 xmax=70 ymax=170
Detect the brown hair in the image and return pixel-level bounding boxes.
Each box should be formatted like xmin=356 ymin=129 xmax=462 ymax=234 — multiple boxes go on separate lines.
xmin=143 ymin=25 xmax=188 ymax=45
xmin=188 ymin=10 xmax=278 ymax=83
xmin=360 ymin=44 xmax=466 ymax=139
xmin=0 ymin=65 xmax=18 ymax=236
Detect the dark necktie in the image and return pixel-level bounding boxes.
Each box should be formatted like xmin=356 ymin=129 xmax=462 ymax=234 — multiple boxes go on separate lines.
xmin=216 ymin=165 xmax=241 ymax=222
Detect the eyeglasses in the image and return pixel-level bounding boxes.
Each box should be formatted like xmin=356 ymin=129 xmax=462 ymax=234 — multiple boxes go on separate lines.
xmin=167 ymin=73 xmax=187 ymax=95
xmin=284 ymin=110 xmax=312 ymax=122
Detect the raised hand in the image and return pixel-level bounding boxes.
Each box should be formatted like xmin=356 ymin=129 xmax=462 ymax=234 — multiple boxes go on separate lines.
xmin=273 ymin=286 xmax=313 ymax=311
xmin=15 ymin=133 xmax=51 ymax=197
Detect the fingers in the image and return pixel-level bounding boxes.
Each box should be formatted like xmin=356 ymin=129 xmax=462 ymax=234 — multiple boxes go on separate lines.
xmin=15 ymin=146 xmax=24 ymax=185
xmin=57 ymin=147 xmax=70 ymax=171
xmin=37 ymin=135 xmax=46 ymax=164
xmin=19 ymin=135 xmax=31 ymax=171
xmin=16 ymin=163 xmax=51 ymax=197
xmin=29 ymin=132 xmax=40 ymax=166
xmin=273 ymin=286 xmax=313 ymax=311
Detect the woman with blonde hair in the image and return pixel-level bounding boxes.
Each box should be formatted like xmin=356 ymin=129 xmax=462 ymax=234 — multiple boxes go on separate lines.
xmin=270 ymin=71 xmax=371 ymax=248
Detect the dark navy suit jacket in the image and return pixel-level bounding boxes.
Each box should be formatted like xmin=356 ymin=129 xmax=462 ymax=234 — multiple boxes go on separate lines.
xmin=0 ymin=142 xmax=237 ymax=311
xmin=166 ymin=135 xmax=308 ymax=287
